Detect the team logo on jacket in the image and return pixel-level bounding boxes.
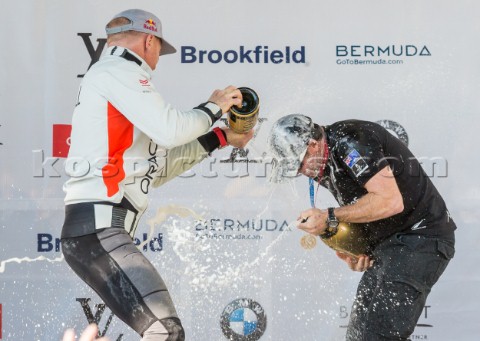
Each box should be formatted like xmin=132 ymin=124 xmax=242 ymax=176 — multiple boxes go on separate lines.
xmin=144 ymin=19 xmax=158 ymax=32
xmin=220 ymin=298 xmax=267 ymax=341
xmin=344 ymin=149 xmax=369 ymax=177
xmin=139 ymin=79 xmax=150 ymax=87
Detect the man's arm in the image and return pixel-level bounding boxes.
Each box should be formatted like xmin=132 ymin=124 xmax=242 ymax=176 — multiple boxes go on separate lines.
xmin=335 ymin=165 xmax=404 ymax=222
xmin=102 ymin=69 xmax=241 ymax=149
xmin=152 ymin=139 xmax=209 ymax=188
xmin=297 ymin=165 xmax=404 ymax=235
xmin=152 ymin=128 xmax=253 ymax=188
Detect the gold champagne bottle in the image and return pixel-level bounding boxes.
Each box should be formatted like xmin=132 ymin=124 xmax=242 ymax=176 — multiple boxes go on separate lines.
xmin=319 ymin=222 xmax=370 ymax=259
xmin=228 ymin=87 xmax=260 ymax=133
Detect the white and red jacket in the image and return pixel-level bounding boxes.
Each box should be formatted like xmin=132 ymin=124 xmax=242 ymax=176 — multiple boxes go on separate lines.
xmin=64 ymin=46 xmax=218 ymax=217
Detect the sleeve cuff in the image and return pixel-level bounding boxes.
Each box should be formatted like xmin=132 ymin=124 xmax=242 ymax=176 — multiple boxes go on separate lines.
xmin=197 ymin=130 xmax=227 ymax=153
xmin=194 ymin=101 xmax=222 ymax=126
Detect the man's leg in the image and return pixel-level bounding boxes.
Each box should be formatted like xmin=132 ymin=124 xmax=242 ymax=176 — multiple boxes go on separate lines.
xmin=62 ymin=228 xmax=185 ymax=341
xmin=346 ymin=263 xmax=379 ymax=340
xmin=347 ymin=233 xmax=454 ymax=341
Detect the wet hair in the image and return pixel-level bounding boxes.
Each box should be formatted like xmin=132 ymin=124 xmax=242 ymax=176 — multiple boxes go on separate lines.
xmin=311 ymin=123 xmax=324 ymax=141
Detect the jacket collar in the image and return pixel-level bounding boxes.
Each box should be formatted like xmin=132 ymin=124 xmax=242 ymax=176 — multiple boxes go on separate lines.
xmin=106 ymin=46 xmax=153 ymax=76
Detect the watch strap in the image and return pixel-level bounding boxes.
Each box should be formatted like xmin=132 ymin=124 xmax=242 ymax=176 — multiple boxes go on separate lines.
xmin=328 ymin=207 xmax=336 ymax=221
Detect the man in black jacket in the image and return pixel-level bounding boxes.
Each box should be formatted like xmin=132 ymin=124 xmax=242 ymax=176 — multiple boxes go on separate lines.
xmin=268 ymin=114 xmax=456 ymax=340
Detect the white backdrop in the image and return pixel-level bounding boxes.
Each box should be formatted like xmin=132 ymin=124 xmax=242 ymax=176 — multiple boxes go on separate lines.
xmin=1 ymin=0 xmax=479 ymax=340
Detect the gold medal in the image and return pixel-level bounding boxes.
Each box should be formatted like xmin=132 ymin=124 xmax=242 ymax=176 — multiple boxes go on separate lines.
xmin=300 ymin=234 xmax=317 ymax=250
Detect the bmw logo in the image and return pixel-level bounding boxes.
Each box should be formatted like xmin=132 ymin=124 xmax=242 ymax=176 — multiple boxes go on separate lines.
xmin=220 ymin=298 xmax=267 ymax=340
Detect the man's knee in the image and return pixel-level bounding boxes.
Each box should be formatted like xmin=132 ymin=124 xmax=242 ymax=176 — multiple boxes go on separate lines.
xmin=161 ymin=318 xmax=185 ymax=341
xmin=143 ymin=318 xmax=185 ymax=341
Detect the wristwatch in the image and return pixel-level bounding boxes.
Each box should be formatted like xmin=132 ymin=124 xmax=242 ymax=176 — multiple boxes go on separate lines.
xmin=323 ymin=207 xmax=339 ymax=238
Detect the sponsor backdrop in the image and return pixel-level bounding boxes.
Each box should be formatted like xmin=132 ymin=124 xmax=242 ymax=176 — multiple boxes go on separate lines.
xmin=0 ymin=0 xmax=479 ymax=340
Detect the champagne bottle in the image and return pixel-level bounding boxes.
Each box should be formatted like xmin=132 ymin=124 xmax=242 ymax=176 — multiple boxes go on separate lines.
xmin=228 ymin=87 xmax=260 ymax=133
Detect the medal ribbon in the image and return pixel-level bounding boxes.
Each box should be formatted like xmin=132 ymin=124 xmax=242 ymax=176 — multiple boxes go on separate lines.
xmin=308 ymin=141 xmax=329 ymax=208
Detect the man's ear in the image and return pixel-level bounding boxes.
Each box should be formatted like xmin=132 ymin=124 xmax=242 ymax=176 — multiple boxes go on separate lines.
xmin=307 ymin=138 xmax=320 ymax=150
xmin=146 ymin=34 xmax=154 ymax=48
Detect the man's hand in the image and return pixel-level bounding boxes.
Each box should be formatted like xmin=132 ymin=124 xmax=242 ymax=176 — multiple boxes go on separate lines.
xmin=336 ymin=251 xmax=374 ymax=272
xmin=297 ymin=208 xmax=328 ymax=236
xmin=62 ymin=324 xmax=109 ymax=341
xmin=223 ymin=128 xmax=254 ymax=149
xmin=208 ymin=85 xmax=243 ymax=113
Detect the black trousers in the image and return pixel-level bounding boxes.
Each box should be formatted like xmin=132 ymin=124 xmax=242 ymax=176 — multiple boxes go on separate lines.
xmin=346 ymin=233 xmax=455 ymax=341
xmin=61 ymin=228 xmax=184 ymax=339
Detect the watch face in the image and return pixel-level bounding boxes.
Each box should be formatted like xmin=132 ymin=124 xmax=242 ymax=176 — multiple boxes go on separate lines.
xmin=328 ymin=220 xmax=339 ymax=228
xmin=322 ymin=224 xmax=339 ymax=238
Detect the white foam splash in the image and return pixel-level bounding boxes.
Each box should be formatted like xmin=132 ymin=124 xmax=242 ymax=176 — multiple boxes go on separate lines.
xmin=142 ymin=186 xmax=304 ymax=294
xmin=139 ymin=204 xmax=204 ymax=251
xmin=142 ymin=200 xmax=294 ymax=288
xmin=213 ymin=219 xmax=299 ymax=282
xmin=0 ymin=255 xmax=64 ymax=273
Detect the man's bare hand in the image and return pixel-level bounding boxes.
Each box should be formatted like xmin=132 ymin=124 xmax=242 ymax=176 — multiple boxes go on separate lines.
xmin=297 ymin=208 xmax=328 ymax=236
xmin=223 ymin=128 xmax=254 ymax=149
xmin=208 ymin=85 xmax=243 ymax=113
xmin=335 ymin=251 xmax=374 ymax=272
xmin=62 ymin=324 xmax=109 ymax=341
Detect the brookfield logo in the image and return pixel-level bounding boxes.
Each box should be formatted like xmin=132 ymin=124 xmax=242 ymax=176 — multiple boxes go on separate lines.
xmin=76 ymin=34 xmax=305 ymax=77
xmin=37 ymin=233 xmax=163 ymax=253
xmin=181 ymin=45 xmax=305 ymax=64
xmin=336 ymin=44 xmax=431 ymax=57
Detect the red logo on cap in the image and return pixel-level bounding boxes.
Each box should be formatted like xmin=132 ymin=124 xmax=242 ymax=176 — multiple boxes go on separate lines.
xmin=144 ymin=19 xmax=158 ymax=32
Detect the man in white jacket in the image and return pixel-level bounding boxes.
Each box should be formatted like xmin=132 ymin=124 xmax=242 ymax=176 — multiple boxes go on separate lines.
xmin=61 ymin=9 xmax=253 ymax=341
